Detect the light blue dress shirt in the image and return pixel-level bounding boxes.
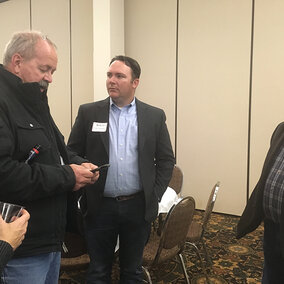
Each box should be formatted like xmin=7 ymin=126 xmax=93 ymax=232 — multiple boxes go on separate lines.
xmin=104 ymin=98 xmax=142 ymax=197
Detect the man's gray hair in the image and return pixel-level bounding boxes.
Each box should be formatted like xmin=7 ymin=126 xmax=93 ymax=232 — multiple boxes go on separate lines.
xmin=3 ymin=31 xmax=56 ymax=66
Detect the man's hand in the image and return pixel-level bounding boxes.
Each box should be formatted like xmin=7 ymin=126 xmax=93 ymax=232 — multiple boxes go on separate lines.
xmin=70 ymin=163 xmax=99 ymax=191
xmin=0 ymin=209 xmax=30 ymax=251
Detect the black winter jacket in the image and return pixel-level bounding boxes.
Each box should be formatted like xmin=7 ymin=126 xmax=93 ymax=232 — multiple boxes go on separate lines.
xmin=0 ymin=65 xmax=85 ymax=257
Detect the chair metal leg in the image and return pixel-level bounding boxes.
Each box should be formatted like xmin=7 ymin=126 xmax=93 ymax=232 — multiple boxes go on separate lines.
xmin=186 ymin=242 xmax=212 ymax=284
xmin=201 ymin=239 xmax=212 ymax=267
xmin=178 ymin=253 xmax=190 ymax=284
xmin=142 ymin=266 xmax=153 ymax=284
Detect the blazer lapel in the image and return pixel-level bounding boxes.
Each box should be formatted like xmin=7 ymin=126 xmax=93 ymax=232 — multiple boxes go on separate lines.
xmin=136 ymin=99 xmax=146 ymax=151
xmin=97 ymin=98 xmax=110 ymax=156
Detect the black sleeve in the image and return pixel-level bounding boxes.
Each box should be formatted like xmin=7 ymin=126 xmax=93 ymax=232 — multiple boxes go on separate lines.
xmin=0 ymin=240 xmax=13 ymax=273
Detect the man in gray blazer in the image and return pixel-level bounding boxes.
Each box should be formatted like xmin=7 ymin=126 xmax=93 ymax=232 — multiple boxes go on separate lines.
xmin=67 ymin=55 xmax=175 ymax=283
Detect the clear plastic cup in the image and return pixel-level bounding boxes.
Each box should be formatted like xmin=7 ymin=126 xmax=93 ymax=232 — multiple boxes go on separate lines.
xmin=0 ymin=201 xmax=24 ymax=223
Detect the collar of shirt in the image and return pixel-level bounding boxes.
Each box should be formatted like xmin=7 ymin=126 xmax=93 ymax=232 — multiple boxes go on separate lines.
xmin=109 ymin=97 xmax=136 ymax=113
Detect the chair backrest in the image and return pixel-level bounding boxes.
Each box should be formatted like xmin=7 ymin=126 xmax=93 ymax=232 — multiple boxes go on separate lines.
xmin=159 ymin=196 xmax=195 ymax=252
xmin=168 ymin=165 xmax=183 ymax=195
xmin=202 ymin=181 xmax=220 ymax=231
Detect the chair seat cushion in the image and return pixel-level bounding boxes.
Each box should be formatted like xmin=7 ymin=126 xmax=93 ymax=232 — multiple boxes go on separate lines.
xmin=187 ymin=221 xmax=202 ymax=242
xmin=61 ymin=254 xmax=90 ymax=271
xmin=143 ymin=233 xmax=180 ymax=266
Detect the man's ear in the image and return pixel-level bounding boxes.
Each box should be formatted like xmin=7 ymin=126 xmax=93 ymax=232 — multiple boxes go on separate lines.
xmin=11 ymin=53 xmax=23 ymax=74
xmin=132 ymin=78 xmax=139 ymax=89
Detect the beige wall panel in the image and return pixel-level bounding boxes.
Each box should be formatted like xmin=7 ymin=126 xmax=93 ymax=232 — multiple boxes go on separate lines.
xmin=93 ymin=0 xmax=124 ymax=102
xmin=110 ymin=0 xmax=124 ymax=57
xmin=249 ymin=1 xmax=284 ymax=194
xmin=0 ymin=0 xmax=30 ymax=59
xmin=31 ymin=0 xmax=71 ymax=139
xmin=178 ymin=0 xmax=251 ymax=215
xmin=124 ymin=0 xmax=177 ymax=151
xmin=71 ymin=0 xmax=94 ymax=125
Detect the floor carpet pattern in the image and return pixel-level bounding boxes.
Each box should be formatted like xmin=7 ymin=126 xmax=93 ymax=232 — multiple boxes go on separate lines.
xmin=59 ymin=210 xmax=264 ymax=283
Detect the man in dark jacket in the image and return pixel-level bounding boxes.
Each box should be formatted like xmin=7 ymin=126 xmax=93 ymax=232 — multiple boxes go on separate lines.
xmin=237 ymin=122 xmax=284 ymax=284
xmin=0 ymin=31 xmax=99 ymax=284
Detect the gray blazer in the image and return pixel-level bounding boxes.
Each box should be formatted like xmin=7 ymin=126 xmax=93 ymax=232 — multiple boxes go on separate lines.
xmin=67 ymin=97 xmax=175 ymax=222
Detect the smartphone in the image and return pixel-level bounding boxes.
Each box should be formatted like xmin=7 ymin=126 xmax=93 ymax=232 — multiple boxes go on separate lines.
xmin=90 ymin=163 xmax=110 ymax=173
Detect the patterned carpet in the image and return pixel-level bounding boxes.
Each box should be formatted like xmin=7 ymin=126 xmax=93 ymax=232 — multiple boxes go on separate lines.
xmin=59 ymin=210 xmax=264 ymax=284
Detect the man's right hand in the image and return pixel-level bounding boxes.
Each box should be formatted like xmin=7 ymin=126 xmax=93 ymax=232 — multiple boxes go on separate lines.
xmin=69 ymin=164 xmax=99 ymax=191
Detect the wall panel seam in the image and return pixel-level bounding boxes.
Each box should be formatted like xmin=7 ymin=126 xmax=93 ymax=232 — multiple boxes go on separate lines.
xmin=69 ymin=0 xmax=73 ymax=129
xmin=247 ymin=0 xmax=255 ymax=202
xmin=175 ymin=0 xmax=179 ymax=161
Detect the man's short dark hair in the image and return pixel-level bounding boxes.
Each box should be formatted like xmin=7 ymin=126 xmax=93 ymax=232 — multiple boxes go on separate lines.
xmin=110 ymin=55 xmax=141 ymax=80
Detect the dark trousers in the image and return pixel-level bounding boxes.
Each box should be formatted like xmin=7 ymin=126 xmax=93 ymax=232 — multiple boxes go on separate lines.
xmin=85 ymin=192 xmax=151 ymax=284
xmin=262 ymin=219 xmax=284 ymax=284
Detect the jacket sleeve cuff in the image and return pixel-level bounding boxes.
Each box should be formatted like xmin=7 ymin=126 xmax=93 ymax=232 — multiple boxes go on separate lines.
xmin=0 ymin=240 xmax=13 ymax=272
xmin=62 ymin=165 xmax=77 ymax=191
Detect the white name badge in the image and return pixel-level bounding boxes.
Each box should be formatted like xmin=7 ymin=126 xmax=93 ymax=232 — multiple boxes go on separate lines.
xmin=92 ymin=122 xmax=107 ymax=132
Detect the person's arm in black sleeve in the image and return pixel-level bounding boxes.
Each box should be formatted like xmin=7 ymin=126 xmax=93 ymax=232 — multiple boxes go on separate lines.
xmin=0 ymin=240 xmax=13 ymax=273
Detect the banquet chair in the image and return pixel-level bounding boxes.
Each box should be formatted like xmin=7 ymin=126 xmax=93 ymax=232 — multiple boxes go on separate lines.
xmin=157 ymin=165 xmax=184 ymax=234
xmin=185 ymin=181 xmax=220 ymax=281
xmin=168 ymin=165 xmax=183 ymax=196
xmin=142 ymin=196 xmax=196 ymax=284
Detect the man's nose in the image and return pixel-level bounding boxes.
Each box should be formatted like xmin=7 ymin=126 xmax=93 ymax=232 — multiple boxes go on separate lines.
xmin=108 ymin=75 xmax=116 ymax=84
xmin=43 ymin=72 xmax=53 ymax=83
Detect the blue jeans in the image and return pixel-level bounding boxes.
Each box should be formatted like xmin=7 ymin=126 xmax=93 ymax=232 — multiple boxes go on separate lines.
xmin=85 ymin=192 xmax=151 ymax=284
xmin=262 ymin=219 xmax=284 ymax=284
xmin=1 ymin=251 xmax=61 ymax=284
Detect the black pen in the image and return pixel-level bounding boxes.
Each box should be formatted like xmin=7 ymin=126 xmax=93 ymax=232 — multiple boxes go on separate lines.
xmin=25 ymin=145 xmax=41 ymax=164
